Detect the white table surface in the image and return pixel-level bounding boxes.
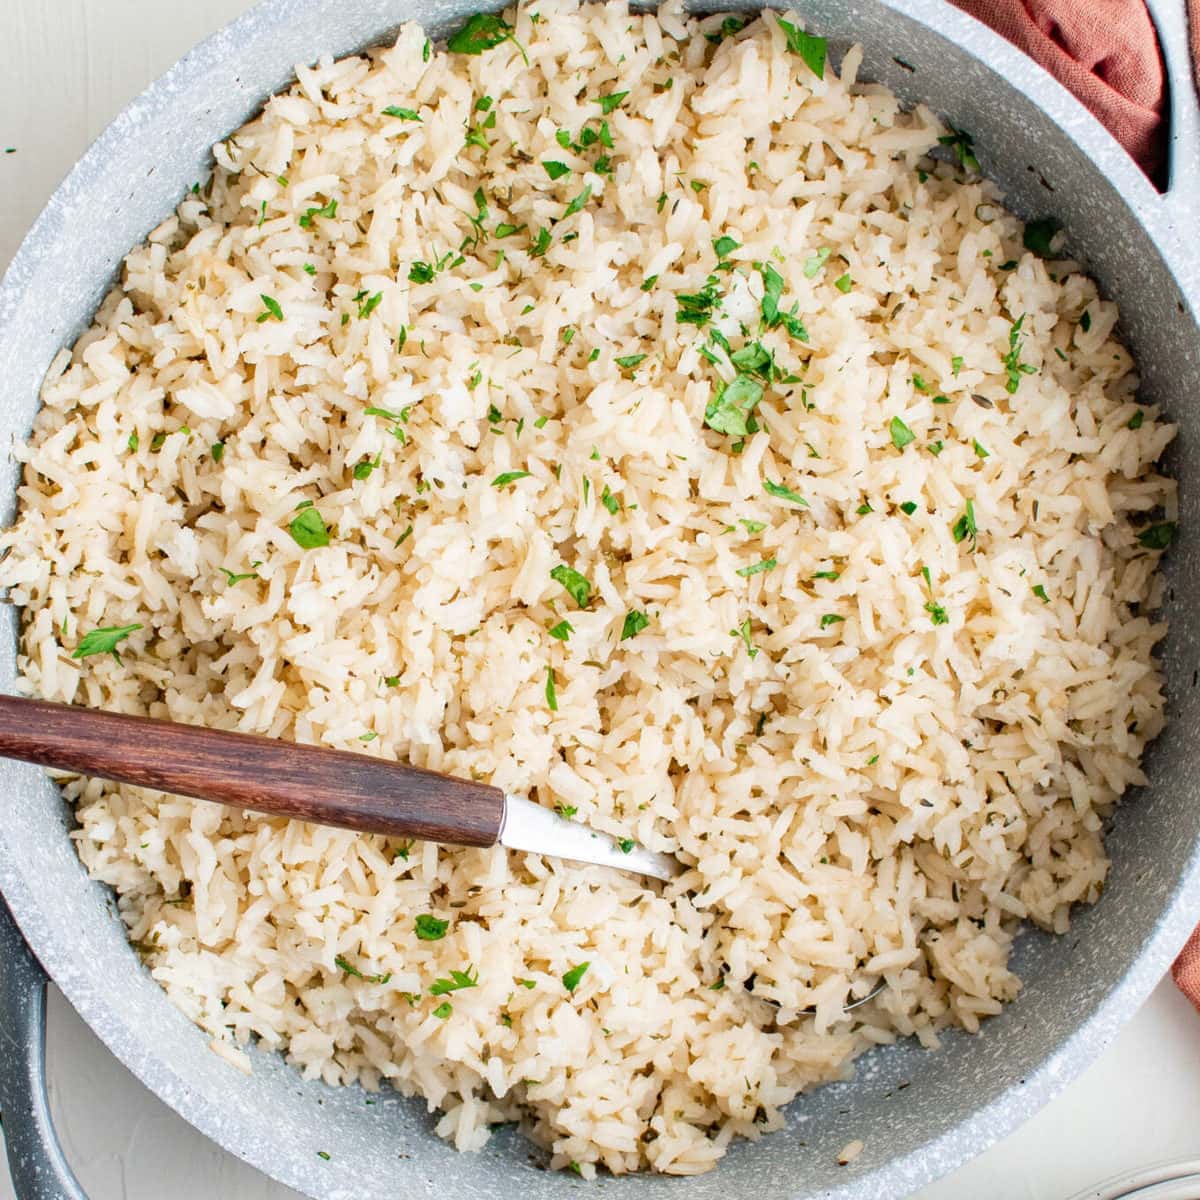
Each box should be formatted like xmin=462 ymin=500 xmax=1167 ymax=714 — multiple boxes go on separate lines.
xmin=2 ymin=2 xmax=1200 ymax=1196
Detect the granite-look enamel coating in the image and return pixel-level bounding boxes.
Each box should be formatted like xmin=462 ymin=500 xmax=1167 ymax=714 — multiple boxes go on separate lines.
xmin=0 ymin=1 xmax=1198 ymax=1197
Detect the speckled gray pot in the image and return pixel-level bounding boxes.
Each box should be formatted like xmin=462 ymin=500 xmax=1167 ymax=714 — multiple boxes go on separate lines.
xmin=0 ymin=2 xmax=1198 ymax=1198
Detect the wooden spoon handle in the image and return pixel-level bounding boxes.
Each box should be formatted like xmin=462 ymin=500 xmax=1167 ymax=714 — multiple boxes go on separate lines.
xmin=0 ymin=695 xmax=505 ymax=846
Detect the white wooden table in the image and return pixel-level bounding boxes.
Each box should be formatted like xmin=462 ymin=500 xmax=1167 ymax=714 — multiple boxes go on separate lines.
xmin=3 ymin=3 xmax=1200 ymax=1196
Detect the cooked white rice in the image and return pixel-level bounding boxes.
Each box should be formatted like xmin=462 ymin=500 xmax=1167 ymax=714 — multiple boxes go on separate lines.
xmin=0 ymin=0 xmax=1176 ymax=1175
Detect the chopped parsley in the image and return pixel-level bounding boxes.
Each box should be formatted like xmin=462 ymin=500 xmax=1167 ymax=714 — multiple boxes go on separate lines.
xmin=382 ymin=106 xmax=422 ymax=121
xmin=257 ymin=294 xmax=283 ymax=323
xmin=713 ymin=235 xmax=740 ymax=259
xmin=1003 ymin=314 xmax=1037 ymax=393
xmin=299 ymin=197 xmax=337 ymax=228
xmin=616 ymin=353 xmax=647 ymax=370
xmin=356 ymin=291 xmax=383 ymax=319
xmin=640 ymin=275 xmax=658 ymax=291
xmin=447 ymin=12 xmax=519 ymax=55
xmin=973 ymin=440 xmax=990 ymax=458
xmin=803 ymin=247 xmax=831 ymax=278
xmin=900 ymin=501 xmax=918 ymax=516
xmin=1080 ymin=309 xmax=1092 ymax=332
xmin=596 ymin=91 xmax=629 ymax=115
xmin=429 ymin=966 xmax=479 ymax=995
xmin=545 ymin=665 xmax=559 ymax=711
xmin=730 ymin=616 xmax=758 ymax=658
xmin=531 ymin=227 xmax=552 ymax=257
xmin=1128 ymin=409 xmax=1145 ymax=430
xmin=127 ymin=433 xmax=139 ymax=452
xmin=763 ymin=479 xmax=808 ymax=506
xmin=219 ymin=566 xmax=259 ymax=585
xmin=925 ymin=601 xmax=949 ymax=625
xmin=951 ymin=498 xmax=978 ymax=548
xmin=740 ymin=519 xmax=767 ymax=533
xmin=1023 ymin=216 xmax=1060 ymax=258
xmin=415 ymin=914 xmax=449 ymax=941
xmin=543 ymin=160 xmax=571 ymax=180
xmin=820 ymin=613 xmax=845 ymax=629
xmin=621 ymin=610 xmax=650 ymax=640
xmin=550 ymin=564 xmax=592 ymax=607
xmin=548 ymin=619 xmax=573 ymax=641
xmin=834 ymin=272 xmax=853 ymax=293
xmin=563 ymin=184 xmax=593 ymax=219
xmin=938 ymin=123 xmax=980 ymax=173
xmin=408 ymin=261 xmax=436 ymax=284
xmin=737 ymin=557 xmax=776 ymax=578
xmin=288 ymin=507 xmax=330 ymax=549
xmin=491 ymin=470 xmax=531 ymax=487
xmin=562 ymin=962 xmax=590 ymax=992
xmin=951 ymin=355 xmax=964 ymax=376
xmin=433 ymin=1001 xmax=453 ymax=1019
xmin=676 ymin=278 xmax=722 ymax=327
xmin=777 ymin=16 xmax=827 ymax=78
xmin=556 ymin=804 xmax=578 ymax=819
xmin=704 ymin=375 xmax=762 ymax=437
xmin=617 ymin=838 xmax=636 ymax=853
xmin=889 ymin=417 xmax=916 ymax=450
xmin=72 ymin=623 xmax=142 ymax=662
xmin=600 ymin=485 xmax=620 ymax=514
xmin=1137 ymin=522 xmax=1177 ymax=550
xmin=495 ymin=222 xmax=525 ymax=238
xmin=1032 ymin=584 xmax=1050 ymax=602
xmin=334 ymin=955 xmax=391 ymax=984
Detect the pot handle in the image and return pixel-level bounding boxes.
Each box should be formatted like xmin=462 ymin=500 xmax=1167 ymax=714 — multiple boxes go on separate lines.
xmin=1145 ymin=0 xmax=1200 ymax=230
xmin=0 ymin=895 xmax=89 ymax=1200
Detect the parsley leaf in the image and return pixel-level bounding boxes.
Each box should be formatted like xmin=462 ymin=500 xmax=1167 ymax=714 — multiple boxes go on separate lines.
xmin=298 ymin=197 xmax=337 ymax=228
xmin=334 ymin=955 xmax=391 ymax=984
xmin=620 ymin=610 xmax=649 ymax=640
xmin=615 ymin=353 xmax=647 ymax=370
xmin=288 ymin=507 xmax=330 ymax=549
xmin=820 ymin=613 xmax=844 ymax=629
xmin=491 ymin=470 xmax=531 ymax=487
xmin=257 ymin=295 xmax=283 ymax=323
xmin=596 ymin=91 xmax=629 ymax=115
xmin=777 ymin=16 xmax=827 ymax=78
xmin=1137 ymin=522 xmax=1177 ymax=550
xmin=447 ymin=13 xmax=514 ymax=54
xmin=925 ymin=601 xmax=949 ymax=625
xmin=219 ymin=567 xmax=259 ymax=585
xmin=677 ymin=279 xmax=722 ymax=328
xmin=1023 ymin=216 xmax=1060 ymax=258
xmin=730 ymin=616 xmax=758 ymax=658
xmin=763 ymin=479 xmax=808 ymax=506
xmin=562 ymin=962 xmax=590 ymax=992
xmin=550 ymin=564 xmax=592 ymax=607
xmin=429 ymin=966 xmax=479 ymax=995
xmin=803 ymin=247 xmax=831 ymax=278
xmin=938 ymin=123 xmax=980 ymax=173
xmin=545 ymin=665 xmax=558 ymax=711
xmin=704 ymin=375 xmax=763 ymax=437
xmin=382 ymin=106 xmax=421 ymax=121
xmin=548 ymin=619 xmax=573 ymax=641
xmin=1032 ymin=584 xmax=1050 ymax=602
xmin=889 ymin=417 xmax=916 ymax=450
xmin=737 ymin=557 xmax=776 ymax=578
xmin=72 ymin=623 xmax=142 ymax=662
xmin=834 ymin=272 xmax=853 ymax=293
xmin=543 ymin=160 xmax=571 ymax=180
xmin=563 ymin=184 xmax=593 ymax=218
xmin=760 ymin=263 xmax=785 ymax=325
xmin=415 ymin=915 xmax=449 ymax=941
xmin=433 ymin=1001 xmax=453 ymax=1019
xmin=713 ymin=235 xmax=740 ymax=259
xmin=951 ymin=499 xmax=978 ymax=547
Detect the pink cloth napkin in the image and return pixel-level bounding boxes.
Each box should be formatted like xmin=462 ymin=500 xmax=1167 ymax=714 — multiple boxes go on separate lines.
xmin=950 ymin=0 xmax=1180 ymax=175
xmin=950 ymin=0 xmax=1200 ymax=1009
